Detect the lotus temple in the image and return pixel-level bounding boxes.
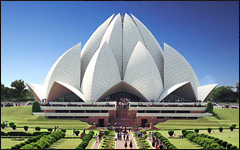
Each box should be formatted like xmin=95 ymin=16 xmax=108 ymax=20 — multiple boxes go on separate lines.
xmin=27 ymin=13 xmax=218 ymax=127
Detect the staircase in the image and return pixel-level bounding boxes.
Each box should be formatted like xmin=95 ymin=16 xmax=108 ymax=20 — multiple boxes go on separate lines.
xmin=110 ymin=105 xmax=135 ymax=127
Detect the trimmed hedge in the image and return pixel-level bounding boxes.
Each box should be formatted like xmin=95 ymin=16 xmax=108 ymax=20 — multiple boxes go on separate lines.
xmin=183 ymin=131 xmax=238 ymax=149
xmin=219 ymin=127 xmax=223 ymax=132
xmin=194 ymin=129 xmax=199 ymax=133
xmin=7 ymin=131 xmax=32 ymax=136
xmin=12 ymin=125 xmax=17 ymax=130
xmin=35 ymin=126 xmax=41 ymax=131
xmin=24 ymin=126 xmax=28 ymax=131
xmin=9 ymin=122 xmax=15 ymax=127
xmin=74 ymin=130 xmax=80 ymax=136
xmin=48 ymin=128 xmax=53 ymax=132
xmin=75 ymin=131 xmax=94 ymax=149
xmin=154 ymin=132 xmax=177 ymax=149
xmin=168 ymin=130 xmax=174 ymax=137
xmin=17 ymin=131 xmax=65 ymax=149
xmin=61 ymin=129 xmax=66 ymax=133
xmin=1 ymin=123 xmax=6 ymax=129
xmin=1 ymin=131 xmax=7 ymax=136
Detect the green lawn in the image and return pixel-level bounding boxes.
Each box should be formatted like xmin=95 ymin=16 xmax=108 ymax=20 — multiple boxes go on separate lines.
xmin=49 ymin=139 xmax=81 ymax=149
xmin=1 ymin=106 xmax=91 ymax=129
xmin=199 ymin=129 xmax=239 ymax=147
xmin=1 ymin=138 xmax=26 ymax=149
xmin=155 ymin=108 xmax=239 ymax=129
xmin=168 ymin=139 xmax=202 ymax=149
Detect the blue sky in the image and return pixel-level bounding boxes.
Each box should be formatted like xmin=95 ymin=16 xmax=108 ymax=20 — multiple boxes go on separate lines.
xmin=1 ymin=1 xmax=239 ymax=89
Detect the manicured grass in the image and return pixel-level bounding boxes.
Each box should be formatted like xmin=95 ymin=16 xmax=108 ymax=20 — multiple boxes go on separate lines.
xmin=155 ymin=108 xmax=239 ymax=129
xmin=168 ymin=138 xmax=202 ymax=149
xmin=1 ymin=106 xmax=91 ymax=129
xmin=199 ymin=129 xmax=239 ymax=147
xmin=49 ymin=138 xmax=82 ymax=149
xmin=1 ymin=138 xmax=26 ymax=149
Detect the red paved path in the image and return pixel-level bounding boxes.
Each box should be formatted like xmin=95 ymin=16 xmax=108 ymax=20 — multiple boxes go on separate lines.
xmin=115 ymin=131 xmax=137 ymax=149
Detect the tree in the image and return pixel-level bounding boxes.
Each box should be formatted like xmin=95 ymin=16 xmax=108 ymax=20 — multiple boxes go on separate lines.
xmin=235 ymin=82 xmax=239 ymax=94
xmin=11 ymin=79 xmax=27 ymax=100
xmin=210 ymin=86 xmax=238 ymax=102
xmin=32 ymin=101 xmax=42 ymax=112
xmin=206 ymin=102 xmax=213 ymax=113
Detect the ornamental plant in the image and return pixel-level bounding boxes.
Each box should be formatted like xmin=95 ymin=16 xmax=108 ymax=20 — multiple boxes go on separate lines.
xmin=24 ymin=126 xmax=29 ymax=131
xmin=48 ymin=128 xmax=53 ymax=132
xmin=35 ymin=126 xmax=41 ymax=131
xmin=219 ymin=127 xmax=223 ymax=132
xmin=194 ymin=129 xmax=199 ymax=133
xmin=12 ymin=124 xmax=17 ymax=130
xmin=74 ymin=130 xmax=80 ymax=136
xmin=230 ymin=126 xmax=234 ymax=131
xmin=207 ymin=128 xmax=212 ymax=133
xmin=1 ymin=123 xmax=5 ymax=129
xmin=168 ymin=130 xmax=174 ymax=137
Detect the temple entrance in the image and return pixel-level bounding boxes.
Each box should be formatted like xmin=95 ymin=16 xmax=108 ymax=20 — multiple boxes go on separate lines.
xmin=141 ymin=119 xmax=148 ymax=127
xmin=98 ymin=119 xmax=105 ymax=127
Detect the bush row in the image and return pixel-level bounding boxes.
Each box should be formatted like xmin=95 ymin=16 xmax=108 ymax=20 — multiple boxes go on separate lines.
xmin=154 ymin=132 xmax=177 ymax=149
xmin=11 ymin=131 xmax=65 ymax=149
xmin=1 ymin=131 xmax=51 ymax=137
xmin=183 ymin=131 xmax=238 ymax=149
xmin=75 ymin=131 xmax=94 ymax=149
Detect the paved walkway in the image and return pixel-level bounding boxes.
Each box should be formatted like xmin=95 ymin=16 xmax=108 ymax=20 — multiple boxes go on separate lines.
xmin=92 ymin=139 xmax=100 ymax=149
xmin=115 ymin=131 xmax=137 ymax=149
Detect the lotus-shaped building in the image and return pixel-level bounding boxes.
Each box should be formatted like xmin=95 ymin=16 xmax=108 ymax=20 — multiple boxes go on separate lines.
xmin=27 ymin=13 xmax=217 ymax=103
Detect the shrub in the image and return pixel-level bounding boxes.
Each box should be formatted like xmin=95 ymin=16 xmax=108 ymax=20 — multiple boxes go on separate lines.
xmin=206 ymin=102 xmax=213 ymax=113
xmin=15 ymin=144 xmax=22 ymax=149
xmin=182 ymin=129 xmax=187 ymax=134
xmin=217 ymin=139 xmax=223 ymax=145
xmin=23 ymin=126 xmax=28 ymax=131
xmin=7 ymin=131 xmax=32 ymax=136
xmin=227 ymin=143 xmax=232 ymax=149
xmin=104 ymin=130 xmax=110 ymax=136
xmin=221 ymin=141 xmax=228 ymax=148
xmin=32 ymin=101 xmax=42 ymax=112
xmin=74 ymin=130 xmax=80 ymax=136
xmin=12 ymin=125 xmax=16 ymax=130
xmin=230 ymin=126 xmax=234 ymax=131
xmin=230 ymin=145 xmax=238 ymax=149
xmin=35 ymin=126 xmax=41 ymax=131
xmin=219 ymin=127 xmax=223 ymax=132
xmin=168 ymin=130 xmax=174 ymax=137
xmin=194 ymin=129 xmax=199 ymax=133
xmin=207 ymin=128 xmax=212 ymax=133
xmin=48 ymin=128 xmax=53 ymax=132
xmin=1 ymin=123 xmax=5 ymax=129
xmin=231 ymin=124 xmax=236 ymax=129
xmin=20 ymin=143 xmax=26 ymax=147
xmin=32 ymin=132 xmax=51 ymax=136
xmin=9 ymin=122 xmax=15 ymax=127
xmin=1 ymin=131 xmax=7 ymax=136
xmin=61 ymin=129 xmax=66 ymax=133
xmin=11 ymin=145 xmax=18 ymax=149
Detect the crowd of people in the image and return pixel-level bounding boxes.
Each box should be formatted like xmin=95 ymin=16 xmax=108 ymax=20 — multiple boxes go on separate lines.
xmin=116 ymin=126 xmax=133 ymax=149
xmin=1 ymin=102 xmax=20 ymax=107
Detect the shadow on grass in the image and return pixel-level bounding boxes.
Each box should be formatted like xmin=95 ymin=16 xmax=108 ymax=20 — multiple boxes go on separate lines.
xmin=212 ymin=112 xmax=221 ymax=120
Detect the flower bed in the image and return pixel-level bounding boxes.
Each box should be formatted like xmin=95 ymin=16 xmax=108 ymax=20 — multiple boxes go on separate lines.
xmin=100 ymin=130 xmax=115 ymax=149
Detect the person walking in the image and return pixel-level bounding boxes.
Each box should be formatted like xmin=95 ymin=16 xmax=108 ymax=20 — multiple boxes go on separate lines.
xmin=123 ymin=132 xmax=126 ymax=141
xmin=54 ymin=126 xmax=56 ymax=131
xmin=129 ymin=126 xmax=131 ymax=132
xmin=148 ymin=132 xmax=152 ymax=140
xmin=95 ymin=134 xmax=98 ymax=143
xmin=124 ymin=141 xmax=128 ymax=149
xmin=126 ymin=132 xmax=129 ymax=141
xmin=134 ymin=131 xmax=137 ymax=137
xmin=120 ymin=132 xmax=122 ymax=141
xmin=129 ymin=140 xmax=133 ymax=149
